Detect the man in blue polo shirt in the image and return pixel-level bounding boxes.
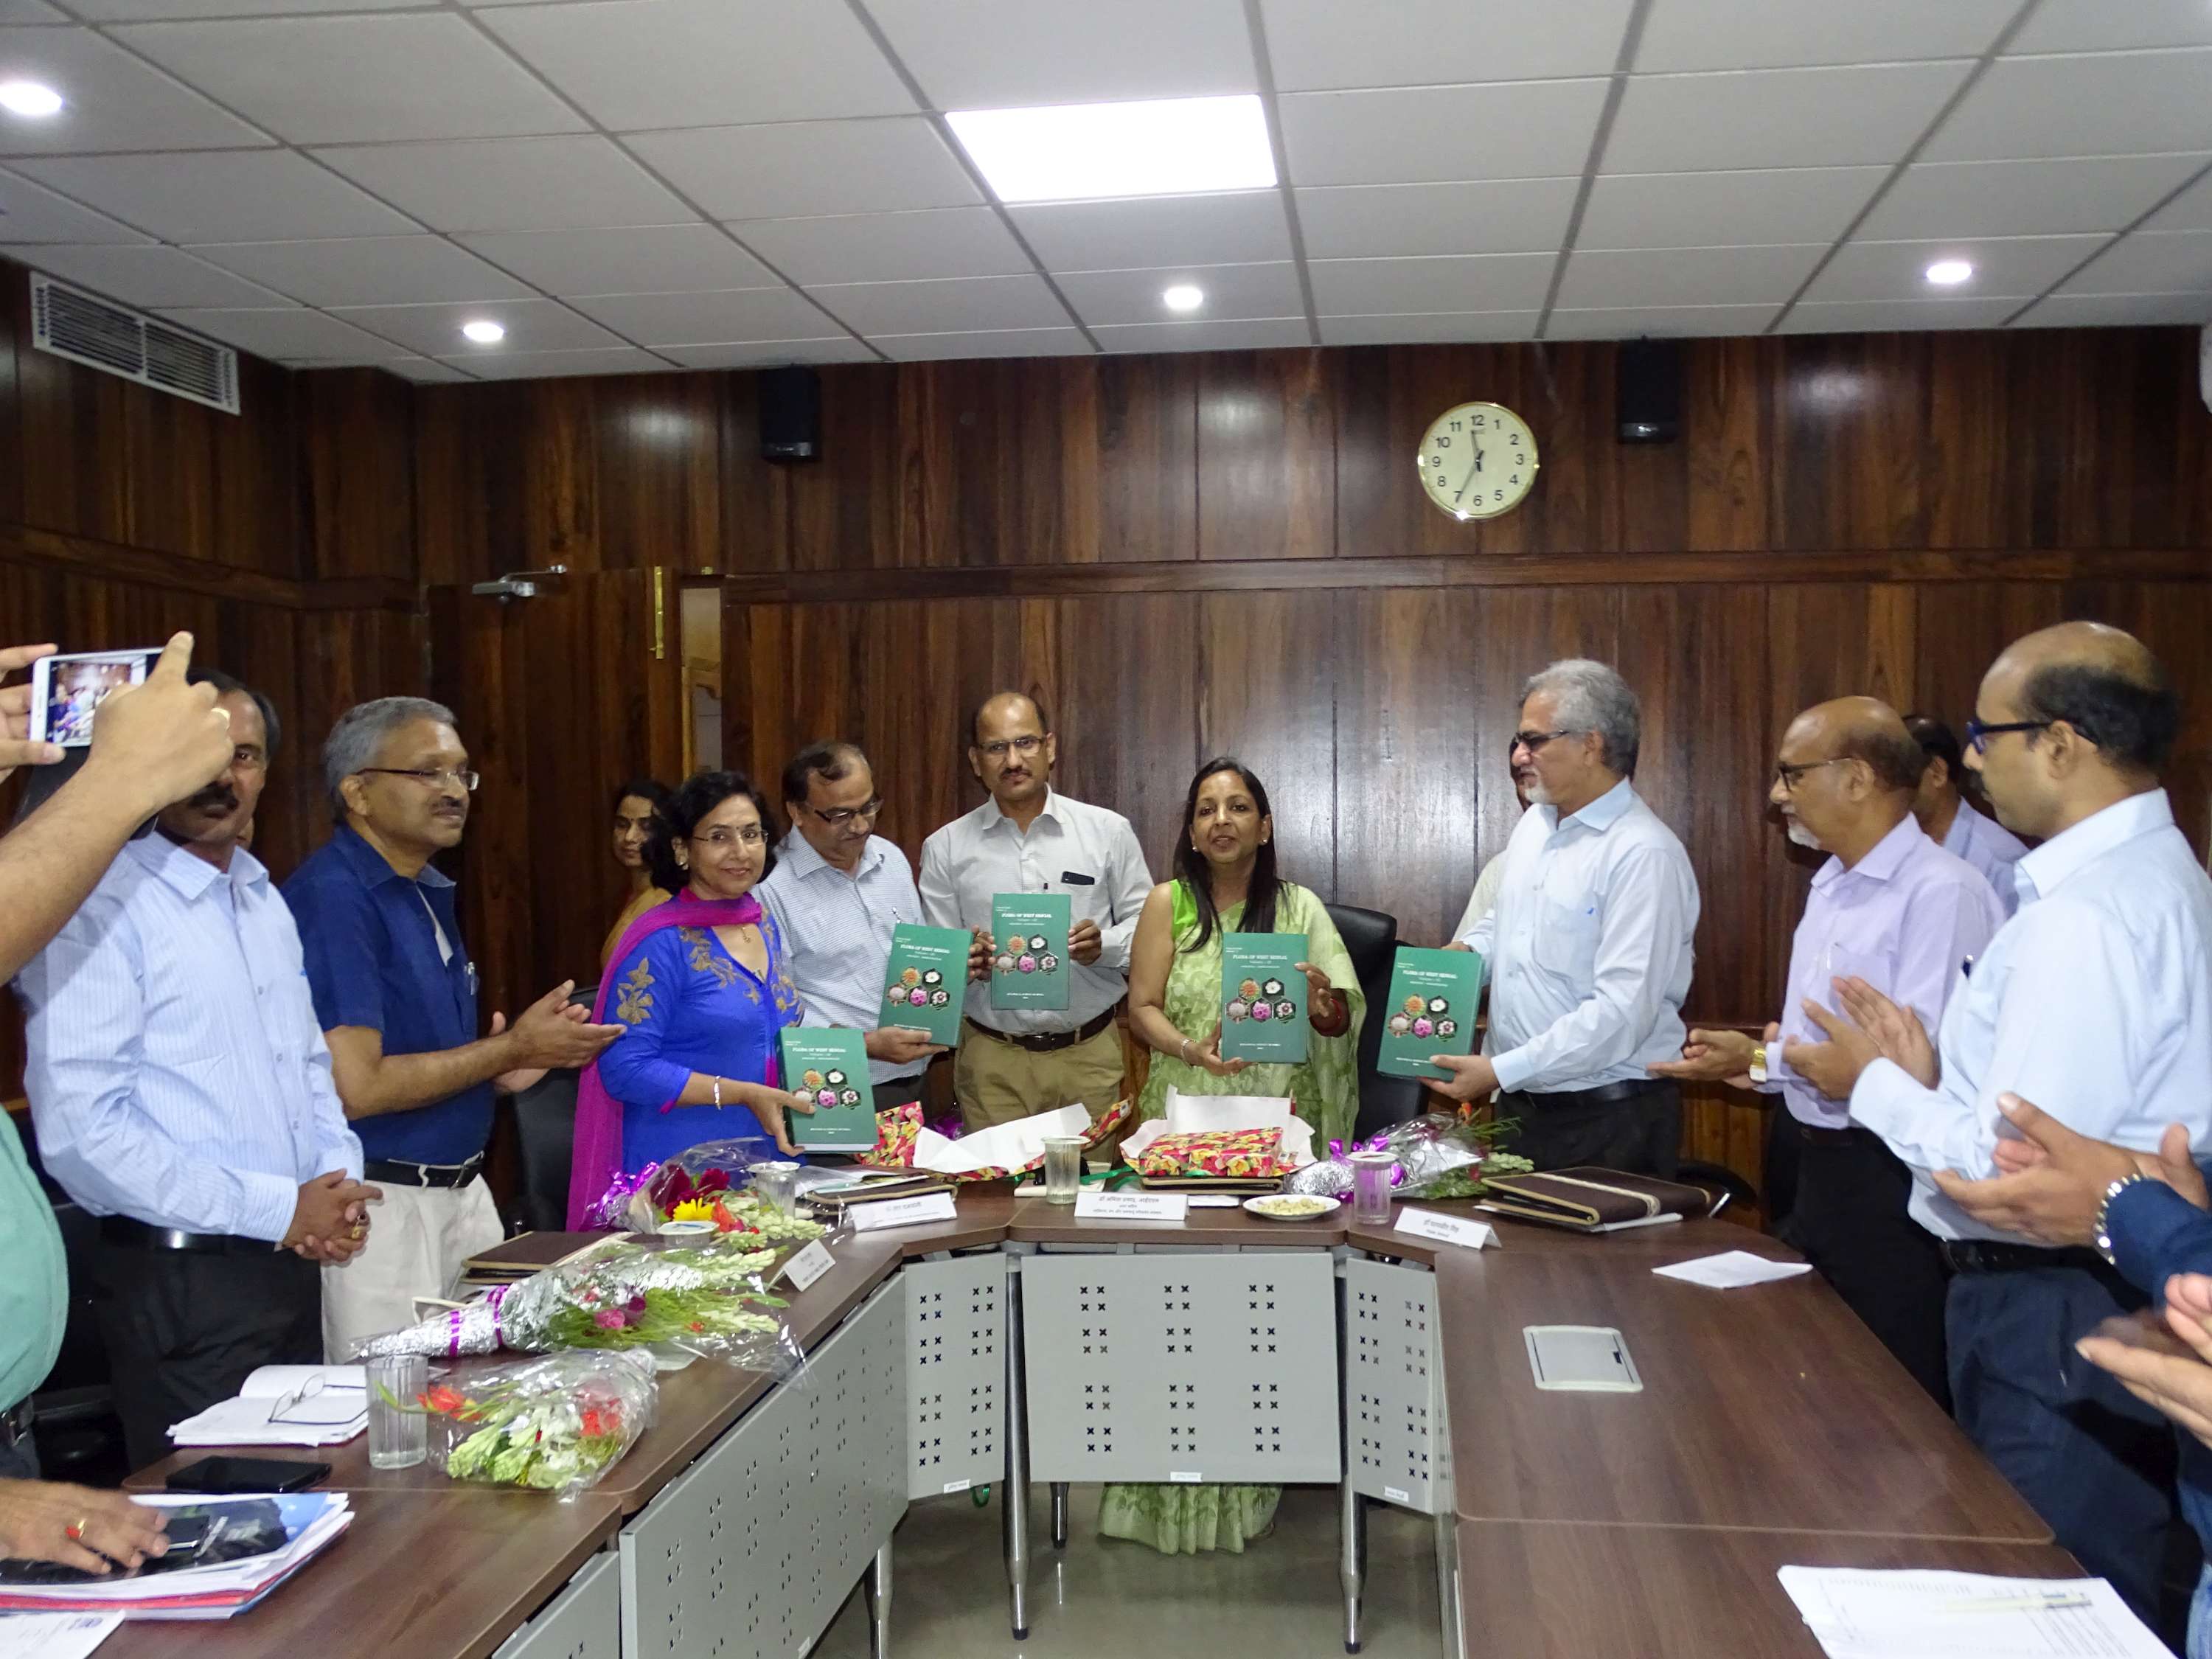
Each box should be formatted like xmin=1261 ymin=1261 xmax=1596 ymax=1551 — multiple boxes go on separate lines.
xmin=285 ymin=698 xmax=622 ymax=1358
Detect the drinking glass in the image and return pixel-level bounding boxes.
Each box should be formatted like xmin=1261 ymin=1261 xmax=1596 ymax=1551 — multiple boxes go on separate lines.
xmin=1350 ymin=1151 xmax=1397 ymax=1226
xmin=754 ymin=1161 xmax=801 ymax=1215
xmin=366 ymin=1354 xmax=428 ymax=1470
xmin=1042 ymin=1137 xmax=1085 ymax=1205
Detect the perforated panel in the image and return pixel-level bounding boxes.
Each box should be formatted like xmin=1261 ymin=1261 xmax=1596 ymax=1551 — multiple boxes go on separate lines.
xmin=495 ymin=1551 xmax=620 ymax=1659
xmin=1020 ymin=1253 xmax=1339 ymax=1484
xmin=905 ymin=1252 xmax=1005 ymax=1500
xmin=621 ymin=1281 xmax=905 ymax=1659
xmin=1343 ymin=1257 xmax=1445 ymax=1514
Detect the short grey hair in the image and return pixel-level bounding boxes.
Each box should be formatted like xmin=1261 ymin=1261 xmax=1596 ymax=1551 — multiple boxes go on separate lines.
xmin=324 ymin=696 xmax=459 ymax=821
xmin=1520 ymin=658 xmax=1641 ymax=777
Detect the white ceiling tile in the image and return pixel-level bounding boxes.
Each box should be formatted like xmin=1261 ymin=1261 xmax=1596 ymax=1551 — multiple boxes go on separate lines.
xmin=114 ymin=14 xmax=588 ymax=145
xmin=1280 ymin=82 xmax=1610 ymax=187
xmin=2058 ymin=229 xmax=2212 ymax=295
xmin=2015 ymin=291 xmax=2212 ymax=327
xmin=190 ymin=237 xmax=534 ymax=307
xmin=7 ymin=243 xmax=291 ymax=307
xmin=1092 ymin=316 xmax=1310 ymax=352
xmin=1806 ymin=233 xmax=2108 ymax=302
xmin=460 ymin=225 xmax=772 ymax=296
xmin=2010 ymin=0 xmax=2212 ymax=56
xmin=1925 ymin=50 xmax=2212 ymax=161
xmin=1318 ymin=312 xmax=1540 ymax=345
xmin=15 ymin=150 xmax=415 ymax=243
xmin=1861 ymin=155 xmax=2212 ymax=240
xmin=810 ymin=272 xmax=1068 ymax=335
xmin=1635 ymin=0 xmax=2015 ymax=72
xmin=566 ymin=287 xmax=833 ymax=347
xmin=1309 ymin=253 xmax=1558 ymax=316
xmin=0 ymin=167 xmax=150 ymax=243
xmin=1261 ymin=0 xmax=1630 ymax=91
xmin=658 ymin=338 xmax=879 ymax=369
xmin=329 ymin=296 xmax=622 ymax=358
xmin=481 ymin=0 xmax=913 ymax=131
xmin=0 ymin=25 xmax=271 ymax=154
xmin=1558 ymin=243 xmax=1823 ymax=307
xmin=375 ymin=356 xmax=475 ymax=383
xmin=2147 ymin=168 xmax=2212 ymax=232
xmin=316 ymin=136 xmax=693 ymax=235
xmin=731 ymin=208 xmax=1030 ymax=286
xmin=1295 ymin=179 xmax=1579 ymax=258
xmin=1545 ymin=303 xmax=1780 ymax=339
xmin=1010 ymin=191 xmax=1288 ymax=272
xmin=156 ymin=305 xmax=411 ymax=362
xmin=1056 ymin=261 xmax=1303 ymax=327
xmin=1579 ymin=167 xmax=1885 ymax=249
xmin=872 ymin=327 xmax=1091 ymax=362
xmin=625 ymin=119 xmax=980 ymax=220
xmin=872 ymin=0 xmax=1253 ymax=106
xmin=76 ymin=0 xmax=421 ymax=15
xmin=1776 ymin=296 xmax=2023 ymax=333
xmin=435 ymin=347 xmax=672 ymax=380
xmin=1608 ymin=61 xmax=1972 ymax=173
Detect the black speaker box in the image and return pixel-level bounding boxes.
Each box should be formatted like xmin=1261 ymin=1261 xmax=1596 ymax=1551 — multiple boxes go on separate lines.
xmin=1616 ymin=338 xmax=1682 ymax=444
xmin=759 ymin=365 xmax=821 ymax=462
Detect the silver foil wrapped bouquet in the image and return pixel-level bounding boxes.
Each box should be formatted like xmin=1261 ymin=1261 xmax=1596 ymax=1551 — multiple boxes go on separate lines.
xmin=1284 ymin=1111 xmax=1533 ymax=1200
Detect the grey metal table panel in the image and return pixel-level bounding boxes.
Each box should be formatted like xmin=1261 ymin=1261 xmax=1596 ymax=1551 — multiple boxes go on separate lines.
xmin=494 ymin=1550 xmax=620 ymax=1659
xmin=904 ymin=1252 xmax=1004 ymax=1500
xmin=1343 ymin=1256 xmax=1444 ymax=1515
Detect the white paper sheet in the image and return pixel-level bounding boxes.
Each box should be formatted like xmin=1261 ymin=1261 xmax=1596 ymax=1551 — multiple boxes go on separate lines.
xmin=1776 ymin=1568 xmax=2171 ymax=1659
xmin=1115 ymin=1088 xmax=1317 ymax=1169
xmin=1650 ymin=1250 xmax=1813 ymax=1289
xmin=0 ymin=1613 xmax=122 ymax=1659
xmin=911 ymin=1102 xmax=1092 ymax=1175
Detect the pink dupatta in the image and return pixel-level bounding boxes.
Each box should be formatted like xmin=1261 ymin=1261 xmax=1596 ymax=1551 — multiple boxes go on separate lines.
xmin=565 ymin=890 xmax=777 ymax=1228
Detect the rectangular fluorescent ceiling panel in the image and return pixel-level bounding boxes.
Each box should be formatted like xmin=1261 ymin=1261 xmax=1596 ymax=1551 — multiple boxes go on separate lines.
xmin=946 ymin=94 xmax=1274 ymax=204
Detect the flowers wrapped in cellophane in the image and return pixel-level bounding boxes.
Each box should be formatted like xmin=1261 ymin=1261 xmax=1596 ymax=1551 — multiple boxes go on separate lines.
xmin=420 ymin=1351 xmax=657 ymax=1500
xmin=1283 ymin=1110 xmax=1534 ymax=1200
xmin=590 ymin=1138 xmax=832 ymax=1243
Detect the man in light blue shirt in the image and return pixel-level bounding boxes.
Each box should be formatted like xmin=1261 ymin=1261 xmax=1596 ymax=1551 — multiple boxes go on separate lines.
xmin=17 ymin=671 xmax=376 ymax=1470
xmin=1907 ymin=714 xmax=2029 ymax=916
xmin=1790 ymin=623 xmax=2212 ymax=1628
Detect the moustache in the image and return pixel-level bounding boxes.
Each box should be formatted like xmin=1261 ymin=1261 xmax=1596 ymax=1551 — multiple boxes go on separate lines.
xmin=187 ymin=787 xmax=240 ymax=814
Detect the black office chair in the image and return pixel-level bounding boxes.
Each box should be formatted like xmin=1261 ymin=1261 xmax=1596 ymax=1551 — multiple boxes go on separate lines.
xmin=1677 ymin=1158 xmax=1759 ymax=1222
xmin=510 ymin=1070 xmax=581 ymax=1234
xmin=1326 ymin=902 xmax=1427 ymax=1143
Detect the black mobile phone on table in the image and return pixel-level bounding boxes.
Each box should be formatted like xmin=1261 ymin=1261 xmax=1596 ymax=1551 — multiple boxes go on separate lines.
xmin=165 ymin=1455 xmax=330 ymax=1494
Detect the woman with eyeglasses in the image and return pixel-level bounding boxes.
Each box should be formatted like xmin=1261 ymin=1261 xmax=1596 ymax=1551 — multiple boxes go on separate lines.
xmin=602 ymin=777 xmax=676 ymax=968
xmin=566 ymin=770 xmax=815 ymax=1225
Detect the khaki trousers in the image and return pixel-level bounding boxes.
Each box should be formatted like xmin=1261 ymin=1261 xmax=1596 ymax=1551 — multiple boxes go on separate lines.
xmin=954 ymin=1021 xmax=1127 ymax=1137
xmin=321 ymin=1179 xmax=504 ymax=1363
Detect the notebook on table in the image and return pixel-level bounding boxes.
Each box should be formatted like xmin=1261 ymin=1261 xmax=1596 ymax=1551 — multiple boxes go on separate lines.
xmin=1476 ymin=1166 xmax=1708 ymax=1233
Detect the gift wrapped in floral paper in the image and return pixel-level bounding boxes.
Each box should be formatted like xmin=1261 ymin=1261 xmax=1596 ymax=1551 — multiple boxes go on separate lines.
xmin=857 ymin=1099 xmax=1133 ymax=1180
xmin=1130 ymin=1127 xmax=1293 ymax=1180
xmin=417 ymin=1351 xmax=657 ymax=1500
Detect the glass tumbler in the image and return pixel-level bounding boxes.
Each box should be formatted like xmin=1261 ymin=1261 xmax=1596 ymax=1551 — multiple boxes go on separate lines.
xmin=366 ymin=1353 xmax=428 ymax=1470
xmin=754 ymin=1161 xmax=801 ymax=1215
xmin=1042 ymin=1137 xmax=1085 ymax=1205
xmin=1350 ymin=1151 xmax=1397 ymax=1227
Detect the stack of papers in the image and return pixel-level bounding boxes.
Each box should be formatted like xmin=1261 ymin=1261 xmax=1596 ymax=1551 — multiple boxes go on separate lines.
xmin=167 ymin=1366 xmax=366 ymax=1447
xmin=1777 ymin=1567 xmax=2172 ymax=1658
xmin=0 ymin=1494 xmax=351 ymax=1621
xmin=1652 ymin=1251 xmax=1815 ymax=1289
xmin=0 ymin=1613 xmax=123 ymax=1659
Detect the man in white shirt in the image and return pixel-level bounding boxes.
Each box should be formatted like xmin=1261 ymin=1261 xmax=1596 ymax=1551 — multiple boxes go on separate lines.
xmin=1431 ymin=659 xmax=1700 ymax=1176
xmin=1906 ymin=714 xmax=2028 ymax=916
xmin=1789 ymin=623 xmax=2212 ymax=1627
xmin=1450 ymin=777 xmax=1528 ymax=943
xmin=919 ymin=693 xmax=1152 ymax=1134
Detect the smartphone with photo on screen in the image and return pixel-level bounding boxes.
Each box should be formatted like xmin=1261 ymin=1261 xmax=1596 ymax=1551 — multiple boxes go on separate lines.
xmin=28 ymin=647 xmax=158 ymax=748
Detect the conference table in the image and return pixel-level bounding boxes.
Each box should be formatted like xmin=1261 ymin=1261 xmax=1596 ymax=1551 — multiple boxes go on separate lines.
xmin=125 ymin=1186 xmax=2073 ymax=1659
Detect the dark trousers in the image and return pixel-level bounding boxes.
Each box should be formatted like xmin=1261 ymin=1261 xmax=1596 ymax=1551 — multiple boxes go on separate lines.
xmin=873 ymin=1079 xmax=925 ymax=1116
xmin=91 ymin=1239 xmax=321 ymax=1472
xmin=1776 ymin=1124 xmax=1950 ymax=1408
xmin=1498 ymin=1080 xmax=1681 ymax=1178
xmin=1948 ymin=1265 xmax=2180 ymax=1629
xmin=0 ymin=1436 xmax=38 ymax=1480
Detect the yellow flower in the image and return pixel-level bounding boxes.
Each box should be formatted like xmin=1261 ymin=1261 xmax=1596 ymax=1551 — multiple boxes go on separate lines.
xmin=670 ymin=1199 xmax=716 ymax=1222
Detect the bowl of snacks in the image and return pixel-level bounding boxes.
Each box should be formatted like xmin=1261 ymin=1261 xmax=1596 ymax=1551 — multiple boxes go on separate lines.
xmin=1242 ymin=1194 xmax=1340 ymax=1222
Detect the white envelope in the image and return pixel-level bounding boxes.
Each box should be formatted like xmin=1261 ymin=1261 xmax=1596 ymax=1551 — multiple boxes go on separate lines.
xmin=911 ymin=1102 xmax=1093 ymax=1175
xmin=1117 ymin=1087 xmax=1318 ymax=1169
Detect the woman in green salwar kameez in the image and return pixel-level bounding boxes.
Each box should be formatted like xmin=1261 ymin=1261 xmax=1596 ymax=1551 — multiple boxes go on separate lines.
xmin=1099 ymin=756 xmax=1366 ymax=1556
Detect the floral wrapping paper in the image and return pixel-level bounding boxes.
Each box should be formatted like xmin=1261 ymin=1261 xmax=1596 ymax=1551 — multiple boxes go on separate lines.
xmin=1129 ymin=1127 xmax=1292 ymax=1180
xmin=856 ymin=1098 xmax=1133 ymax=1180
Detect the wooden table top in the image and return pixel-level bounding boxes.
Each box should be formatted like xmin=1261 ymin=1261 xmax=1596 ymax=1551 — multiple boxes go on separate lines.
xmin=100 ymin=1490 xmax=619 ymax=1659
xmin=1453 ymin=1523 xmax=2083 ymax=1659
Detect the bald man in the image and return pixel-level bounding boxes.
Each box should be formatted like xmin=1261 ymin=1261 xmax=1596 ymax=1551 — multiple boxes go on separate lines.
xmin=1654 ymin=698 xmax=2003 ymax=1405
xmin=1781 ymin=625 xmax=2212 ymax=1628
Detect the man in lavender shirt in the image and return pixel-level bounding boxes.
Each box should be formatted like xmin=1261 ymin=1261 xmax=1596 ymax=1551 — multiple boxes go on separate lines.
xmin=1654 ymin=698 xmax=2003 ymax=1404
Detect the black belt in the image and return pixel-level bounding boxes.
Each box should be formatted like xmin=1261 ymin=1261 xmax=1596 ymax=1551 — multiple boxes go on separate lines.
xmin=965 ymin=1007 xmax=1118 ymax=1055
xmin=100 ymin=1216 xmax=272 ymax=1254
xmin=1941 ymin=1239 xmax=2112 ymax=1276
xmin=1511 ymin=1078 xmax=1674 ymax=1111
xmin=0 ymin=1399 xmax=33 ymax=1450
xmin=1792 ymin=1119 xmax=1872 ymax=1147
xmin=365 ymin=1154 xmax=483 ymax=1189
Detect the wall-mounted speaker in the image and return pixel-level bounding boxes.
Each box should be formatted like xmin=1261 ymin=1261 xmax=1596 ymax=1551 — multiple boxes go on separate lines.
xmin=1616 ymin=338 xmax=1682 ymax=444
xmin=759 ymin=365 xmax=821 ymax=462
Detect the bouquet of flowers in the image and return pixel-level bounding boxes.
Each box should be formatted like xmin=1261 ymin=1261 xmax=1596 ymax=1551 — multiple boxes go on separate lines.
xmin=591 ymin=1138 xmax=832 ymax=1244
xmin=417 ymin=1351 xmax=658 ymax=1500
xmin=1284 ymin=1110 xmax=1533 ymax=1200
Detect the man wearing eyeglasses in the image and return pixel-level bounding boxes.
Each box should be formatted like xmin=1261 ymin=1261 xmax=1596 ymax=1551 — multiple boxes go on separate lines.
xmin=284 ymin=698 xmax=622 ymax=1358
xmin=760 ymin=740 xmax=939 ymax=1113
xmin=1905 ymin=714 xmax=2028 ymax=917
xmin=919 ymin=692 xmax=1152 ymax=1135
xmin=1430 ymin=658 xmax=1700 ymax=1177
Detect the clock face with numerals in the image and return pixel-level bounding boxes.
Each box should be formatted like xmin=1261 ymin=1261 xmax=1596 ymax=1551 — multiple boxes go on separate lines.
xmin=1418 ymin=402 xmax=1539 ymax=520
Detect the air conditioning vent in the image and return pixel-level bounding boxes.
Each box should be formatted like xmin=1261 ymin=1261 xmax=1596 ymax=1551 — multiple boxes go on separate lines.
xmin=29 ymin=274 xmax=240 ymax=415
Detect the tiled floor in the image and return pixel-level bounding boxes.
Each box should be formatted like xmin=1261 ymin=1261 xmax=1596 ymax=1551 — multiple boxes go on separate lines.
xmin=819 ymin=1484 xmax=1446 ymax=1658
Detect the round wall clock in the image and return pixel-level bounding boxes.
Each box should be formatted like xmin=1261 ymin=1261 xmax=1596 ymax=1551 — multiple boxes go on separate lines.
xmin=1418 ymin=402 xmax=1539 ymax=520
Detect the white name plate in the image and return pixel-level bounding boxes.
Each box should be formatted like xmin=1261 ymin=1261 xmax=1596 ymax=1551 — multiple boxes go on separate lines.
xmin=776 ymin=1239 xmax=835 ymax=1290
xmin=848 ymin=1192 xmax=960 ymax=1232
xmin=1074 ymin=1190 xmax=1189 ymax=1222
xmin=1395 ymin=1208 xmax=1497 ymax=1251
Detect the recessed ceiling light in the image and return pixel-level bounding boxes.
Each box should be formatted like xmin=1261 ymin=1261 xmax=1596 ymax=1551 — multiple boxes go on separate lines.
xmin=0 ymin=81 xmax=64 ymax=119
xmin=1162 ymin=284 xmax=1204 ymax=312
xmin=459 ymin=319 xmax=506 ymax=344
xmin=946 ymin=94 xmax=1275 ymax=205
xmin=1924 ymin=259 xmax=1974 ymax=287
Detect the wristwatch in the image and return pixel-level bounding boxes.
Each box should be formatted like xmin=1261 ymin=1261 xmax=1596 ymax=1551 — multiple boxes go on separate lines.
xmin=2094 ymin=1172 xmax=2150 ymax=1267
xmin=1748 ymin=1044 xmax=1769 ymax=1085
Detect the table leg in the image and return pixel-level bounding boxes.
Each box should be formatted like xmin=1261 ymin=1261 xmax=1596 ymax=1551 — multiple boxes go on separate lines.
xmin=1433 ymin=1511 xmax=1458 ymax=1659
xmin=1340 ymin=1478 xmax=1366 ymax=1654
xmin=865 ymin=1538 xmax=892 ymax=1659
xmin=1051 ymin=1481 xmax=1068 ymax=1550
xmin=1004 ymin=1262 xmax=1032 ymax=1640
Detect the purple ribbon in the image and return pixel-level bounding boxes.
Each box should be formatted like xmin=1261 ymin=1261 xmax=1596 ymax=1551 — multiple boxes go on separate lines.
xmin=585 ymin=1164 xmax=661 ymax=1230
xmin=1328 ymin=1133 xmax=1409 ymax=1187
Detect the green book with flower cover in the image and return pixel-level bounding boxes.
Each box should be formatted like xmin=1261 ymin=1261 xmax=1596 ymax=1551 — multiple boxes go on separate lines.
xmin=990 ymin=891 xmax=1071 ymax=1011
xmin=879 ymin=922 xmax=967 ymax=1048
xmin=1220 ymin=931 xmax=1309 ymax=1065
xmin=779 ymin=1026 xmax=877 ymax=1152
xmin=1377 ymin=947 xmax=1486 ymax=1081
